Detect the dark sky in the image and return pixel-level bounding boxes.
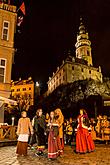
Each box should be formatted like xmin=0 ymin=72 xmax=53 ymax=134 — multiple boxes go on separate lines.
xmin=12 ymin=0 xmax=110 ymax=91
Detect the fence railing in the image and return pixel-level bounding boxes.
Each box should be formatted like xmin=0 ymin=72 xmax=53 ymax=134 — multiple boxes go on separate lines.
xmin=0 ymin=125 xmax=17 ymax=140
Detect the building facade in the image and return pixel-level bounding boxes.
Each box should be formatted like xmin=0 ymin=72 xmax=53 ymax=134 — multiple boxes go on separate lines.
xmin=0 ymin=2 xmax=17 ymax=122
xmin=0 ymin=2 xmax=17 ymax=98
xmin=47 ymin=18 xmax=103 ymax=95
xmin=11 ymin=77 xmax=34 ymax=111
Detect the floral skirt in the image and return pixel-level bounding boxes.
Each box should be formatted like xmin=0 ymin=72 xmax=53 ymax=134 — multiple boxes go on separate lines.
xmin=48 ymin=130 xmax=63 ymax=159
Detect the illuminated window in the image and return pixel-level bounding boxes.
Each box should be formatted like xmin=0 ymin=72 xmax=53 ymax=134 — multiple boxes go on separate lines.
xmin=2 ymin=21 xmax=9 ymax=41
xmin=0 ymin=58 xmax=6 ymax=83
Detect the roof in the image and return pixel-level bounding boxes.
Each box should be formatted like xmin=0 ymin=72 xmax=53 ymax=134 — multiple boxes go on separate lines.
xmin=0 ymin=96 xmax=17 ymax=106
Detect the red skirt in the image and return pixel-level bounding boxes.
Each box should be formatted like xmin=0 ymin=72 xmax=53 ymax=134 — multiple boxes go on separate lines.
xmin=48 ymin=131 xmax=63 ymax=159
xmin=76 ymin=127 xmax=95 ymax=153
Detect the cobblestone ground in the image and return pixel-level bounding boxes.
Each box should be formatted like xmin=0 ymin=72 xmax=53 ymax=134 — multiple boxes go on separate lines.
xmin=0 ymin=144 xmax=110 ymax=165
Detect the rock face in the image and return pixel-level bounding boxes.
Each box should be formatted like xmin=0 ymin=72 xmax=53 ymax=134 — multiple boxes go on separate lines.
xmin=41 ymin=79 xmax=110 ymax=118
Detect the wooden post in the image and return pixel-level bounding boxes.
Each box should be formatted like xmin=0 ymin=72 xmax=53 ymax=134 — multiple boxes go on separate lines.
xmin=0 ymin=103 xmax=4 ymax=123
xmin=9 ymin=126 xmax=16 ymax=140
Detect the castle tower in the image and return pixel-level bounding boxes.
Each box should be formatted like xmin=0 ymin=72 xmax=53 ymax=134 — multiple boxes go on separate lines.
xmin=75 ymin=18 xmax=93 ymax=66
xmin=0 ymin=2 xmax=17 ymax=98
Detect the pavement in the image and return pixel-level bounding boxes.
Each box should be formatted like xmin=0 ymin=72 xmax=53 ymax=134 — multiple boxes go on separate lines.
xmin=0 ymin=144 xmax=110 ymax=165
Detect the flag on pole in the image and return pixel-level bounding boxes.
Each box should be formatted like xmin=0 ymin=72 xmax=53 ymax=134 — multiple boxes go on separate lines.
xmin=19 ymin=2 xmax=25 ymax=15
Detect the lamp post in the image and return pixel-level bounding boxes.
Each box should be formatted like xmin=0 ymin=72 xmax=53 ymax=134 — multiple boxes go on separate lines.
xmin=35 ymin=81 xmax=40 ymax=96
xmin=12 ymin=117 xmax=14 ymax=126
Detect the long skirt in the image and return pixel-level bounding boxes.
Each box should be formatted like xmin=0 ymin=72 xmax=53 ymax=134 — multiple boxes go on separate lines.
xmin=76 ymin=127 xmax=95 ymax=153
xmin=48 ymin=130 xmax=63 ymax=159
xmin=16 ymin=141 xmax=28 ymax=156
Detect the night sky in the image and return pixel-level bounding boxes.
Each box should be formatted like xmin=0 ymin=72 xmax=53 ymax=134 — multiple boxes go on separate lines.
xmin=12 ymin=0 xmax=110 ymax=91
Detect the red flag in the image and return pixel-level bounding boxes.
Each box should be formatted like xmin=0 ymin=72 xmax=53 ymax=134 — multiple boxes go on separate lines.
xmin=20 ymin=2 xmax=25 ymax=15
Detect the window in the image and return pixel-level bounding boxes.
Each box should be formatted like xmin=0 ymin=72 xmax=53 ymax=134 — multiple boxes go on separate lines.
xmin=87 ymin=50 xmax=89 ymax=56
xmin=2 ymin=21 xmax=9 ymax=41
xmin=89 ymin=70 xmax=91 ymax=74
xmin=11 ymin=89 xmax=14 ymax=92
xmin=0 ymin=58 xmax=6 ymax=83
xmin=23 ymin=88 xmax=26 ymax=91
xmin=82 ymin=68 xmax=84 ymax=72
xmin=29 ymin=87 xmax=31 ymax=90
xmin=17 ymin=89 xmax=20 ymax=92
xmin=0 ymin=68 xmax=4 ymax=82
xmin=59 ymin=79 xmax=61 ymax=84
xmin=72 ymin=66 xmax=74 ymax=70
xmin=1 ymin=60 xmax=5 ymax=66
xmin=63 ymin=68 xmax=65 ymax=72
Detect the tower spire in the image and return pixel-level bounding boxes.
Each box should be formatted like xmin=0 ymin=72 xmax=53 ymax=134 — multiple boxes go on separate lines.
xmin=79 ymin=17 xmax=86 ymax=34
xmin=75 ymin=17 xmax=93 ymax=66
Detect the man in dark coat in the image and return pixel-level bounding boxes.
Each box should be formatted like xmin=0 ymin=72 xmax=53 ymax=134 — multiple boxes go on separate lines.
xmin=34 ymin=108 xmax=46 ymax=156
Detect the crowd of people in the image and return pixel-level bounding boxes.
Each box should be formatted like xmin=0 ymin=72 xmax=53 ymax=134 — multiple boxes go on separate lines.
xmin=16 ymin=108 xmax=95 ymax=159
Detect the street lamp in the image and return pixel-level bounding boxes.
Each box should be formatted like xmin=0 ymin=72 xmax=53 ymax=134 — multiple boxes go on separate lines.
xmin=35 ymin=81 xmax=40 ymax=96
xmin=36 ymin=81 xmax=39 ymax=87
xmin=12 ymin=117 xmax=15 ymax=126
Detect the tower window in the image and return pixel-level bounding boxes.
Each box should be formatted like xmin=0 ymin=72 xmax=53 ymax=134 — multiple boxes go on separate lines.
xmin=2 ymin=21 xmax=9 ymax=41
xmin=0 ymin=58 xmax=6 ymax=83
xmin=72 ymin=66 xmax=74 ymax=70
xmin=87 ymin=50 xmax=89 ymax=56
xmin=82 ymin=68 xmax=84 ymax=72
xmin=89 ymin=70 xmax=91 ymax=74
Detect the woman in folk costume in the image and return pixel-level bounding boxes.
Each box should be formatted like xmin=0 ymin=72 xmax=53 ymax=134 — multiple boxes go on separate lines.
xmin=48 ymin=111 xmax=63 ymax=159
xmin=54 ymin=108 xmax=64 ymax=149
xmin=16 ymin=111 xmax=33 ymax=156
xmin=76 ymin=109 xmax=95 ymax=153
xmin=34 ymin=108 xmax=46 ymax=156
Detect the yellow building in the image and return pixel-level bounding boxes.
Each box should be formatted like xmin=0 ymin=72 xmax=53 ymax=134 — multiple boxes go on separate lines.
xmin=11 ymin=77 xmax=34 ymax=111
xmin=0 ymin=2 xmax=17 ymax=122
xmin=47 ymin=18 xmax=103 ymax=95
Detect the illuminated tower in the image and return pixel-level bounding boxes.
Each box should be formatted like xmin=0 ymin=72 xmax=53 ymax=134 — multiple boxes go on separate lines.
xmin=75 ymin=18 xmax=93 ymax=66
xmin=0 ymin=2 xmax=17 ymax=98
